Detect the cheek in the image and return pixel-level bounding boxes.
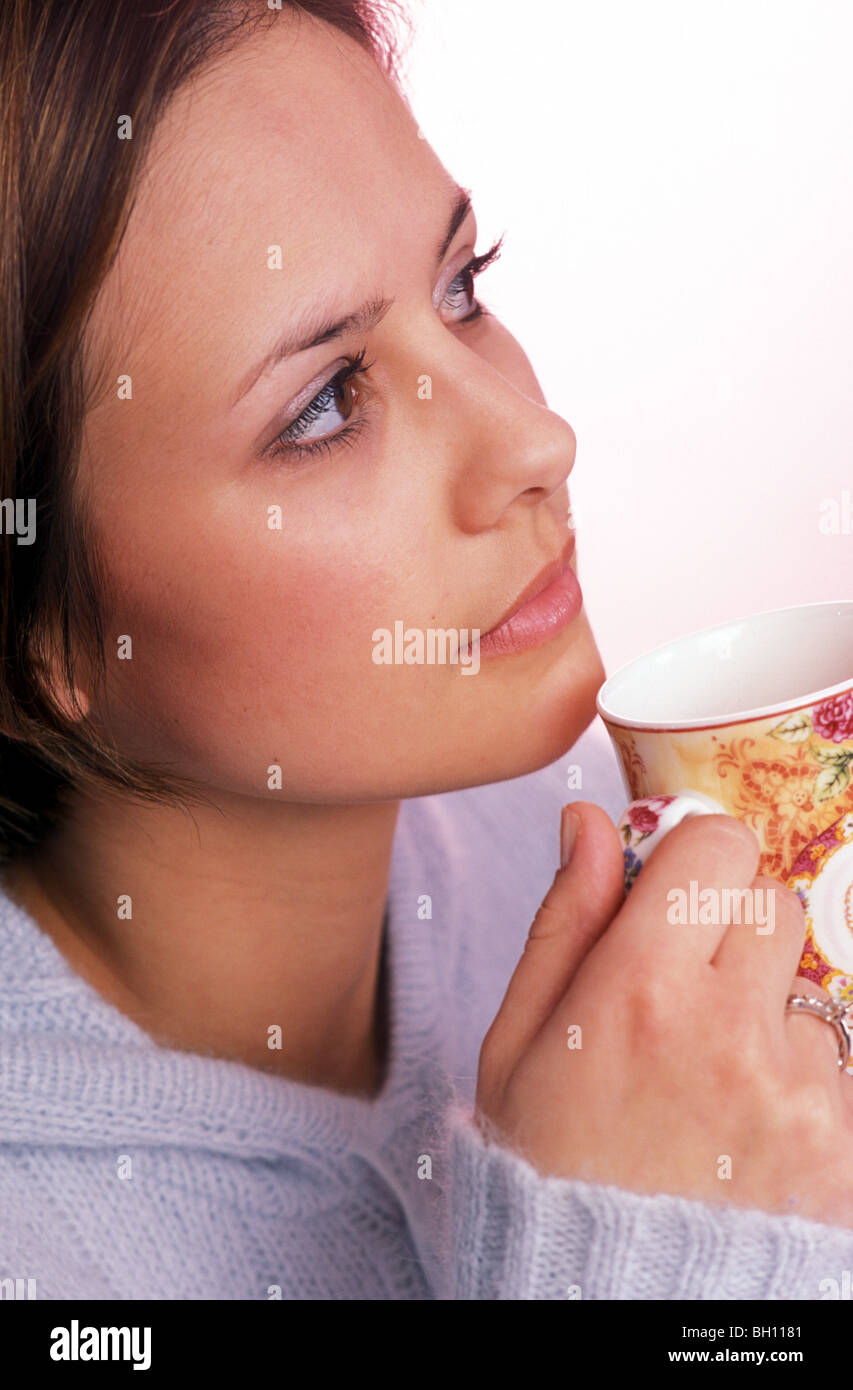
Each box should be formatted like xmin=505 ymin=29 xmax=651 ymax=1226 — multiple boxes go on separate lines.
xmin=90 ymin=496 xmax=416 ymax=776
xmin=107 ymin=524 xmax=379 ymax=688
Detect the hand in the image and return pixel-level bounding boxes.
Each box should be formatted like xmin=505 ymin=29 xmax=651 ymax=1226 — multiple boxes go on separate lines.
xmin=475 ymin=803 xmax=853 ymax=1227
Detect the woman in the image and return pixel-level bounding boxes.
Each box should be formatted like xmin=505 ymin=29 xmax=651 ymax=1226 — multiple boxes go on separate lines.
xmin=2 ymin=0 xmax=853 ymax=1301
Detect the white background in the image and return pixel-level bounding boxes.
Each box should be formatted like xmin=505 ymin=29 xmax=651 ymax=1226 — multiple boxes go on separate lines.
xmin=402 ymin=0 xmax=853 ymax=675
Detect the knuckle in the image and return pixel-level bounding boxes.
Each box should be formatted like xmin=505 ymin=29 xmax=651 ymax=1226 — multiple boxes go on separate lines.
xmin=718 ymin=1026 xmax=767 ymax=1086
xmin=527 ymin=899 xmax=567 ymax=942
xmin=623 ymin=965 xmax=678 ymax=1044
xmin=699 ymin=993 xmax=767 ymax=1087
xmin=784 ymin=1075 xmax=839 ymax=1146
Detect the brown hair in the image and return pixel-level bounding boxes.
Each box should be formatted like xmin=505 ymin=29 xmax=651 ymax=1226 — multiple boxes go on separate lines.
xmin=0 ymin=0 xmax=409 ymax=865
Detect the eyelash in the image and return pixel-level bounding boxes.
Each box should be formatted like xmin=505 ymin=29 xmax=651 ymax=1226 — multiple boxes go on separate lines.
xmin=266 ymin=236 xmax=504 ymax=464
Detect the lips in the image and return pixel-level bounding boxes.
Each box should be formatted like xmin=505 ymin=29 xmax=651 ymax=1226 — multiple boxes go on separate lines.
xmin=482 ymin=535 xmax=577 ymax=637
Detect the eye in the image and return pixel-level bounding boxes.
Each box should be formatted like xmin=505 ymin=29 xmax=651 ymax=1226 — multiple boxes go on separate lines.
xmin=265 ymin=349 xmax=374 ymax=463
xmin=441 ymin=235 xmax=504 ymax=325
xmin=264 ymin=235 xmax=505 ymax=465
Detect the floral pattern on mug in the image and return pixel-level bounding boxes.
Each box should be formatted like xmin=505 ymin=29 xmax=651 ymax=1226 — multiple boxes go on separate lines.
xmin=618 ymin=794 xmax=679 ymax=894
xmin=622 ymin=796 xmax=678 ymax=839
xmin=786 ymin=809 xmax=853 ymax=1009
xmin=770 ymin=691 xmax=853 ymax=800
xmin=711 ymin=710 xmax=853 ymax=881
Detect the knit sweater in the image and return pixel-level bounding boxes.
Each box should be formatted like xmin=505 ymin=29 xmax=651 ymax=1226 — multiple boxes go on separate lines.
xmin=2 ymin=717 xmax=853 ymax=1301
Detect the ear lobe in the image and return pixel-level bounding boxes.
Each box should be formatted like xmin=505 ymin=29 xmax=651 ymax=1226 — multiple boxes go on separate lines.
xmin=28 ymin=632 xmax=92 ymax=725
xmin=45 ymin=673 xmax=92 ymax=724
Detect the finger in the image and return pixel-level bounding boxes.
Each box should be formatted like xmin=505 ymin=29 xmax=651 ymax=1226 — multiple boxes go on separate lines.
xmin=481 ymin=800 xmax=625 ymax=1076
xmin=784 ymin=981 xmax=850 ymax=1075
xmin=600 ymin=813 xmax=761 ymax=975
xmin=711 ymin=875 xmax=808 ymax=1001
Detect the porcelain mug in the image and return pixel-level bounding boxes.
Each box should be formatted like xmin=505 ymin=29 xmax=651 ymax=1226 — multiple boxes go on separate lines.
xmin=595 ymin=599 xmax=853 ymax=1010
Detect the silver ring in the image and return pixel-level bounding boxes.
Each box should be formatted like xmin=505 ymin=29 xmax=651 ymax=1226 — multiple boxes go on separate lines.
xmin=786 ymin=993 xmax=853 ymax=1070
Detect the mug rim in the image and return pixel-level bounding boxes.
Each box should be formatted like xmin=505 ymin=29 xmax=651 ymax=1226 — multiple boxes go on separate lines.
xmin=596 ymin=597 xmax=853 ymax=731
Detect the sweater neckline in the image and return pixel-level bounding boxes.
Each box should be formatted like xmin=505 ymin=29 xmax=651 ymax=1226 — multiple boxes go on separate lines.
xmin=0 ymin=797 xmax=449 ymax=1159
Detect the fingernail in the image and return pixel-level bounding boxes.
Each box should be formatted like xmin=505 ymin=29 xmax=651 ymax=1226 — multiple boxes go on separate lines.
xmin=560 ymin=807 xmax=580 ymax=869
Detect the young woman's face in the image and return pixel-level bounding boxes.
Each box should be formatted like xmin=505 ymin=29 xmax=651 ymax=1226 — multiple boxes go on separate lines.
xmin=78 ymin=12 xmax=605 ymax=802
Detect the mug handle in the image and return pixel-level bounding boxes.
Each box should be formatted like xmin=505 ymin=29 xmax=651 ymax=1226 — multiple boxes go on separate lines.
xmin=617 ymin=789 xmax=728 ymax=896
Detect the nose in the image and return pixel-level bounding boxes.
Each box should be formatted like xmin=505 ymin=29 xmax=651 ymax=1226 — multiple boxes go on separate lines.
xmin=421 ymin=342 xmax=578 ymax=533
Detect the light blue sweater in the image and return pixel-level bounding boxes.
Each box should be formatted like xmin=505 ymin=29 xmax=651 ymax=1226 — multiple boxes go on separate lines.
xmin=2 ymin=718 xmax=853 ymax=1300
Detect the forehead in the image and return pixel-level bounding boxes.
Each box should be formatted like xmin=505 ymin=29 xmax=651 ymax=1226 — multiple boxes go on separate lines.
xmin=84 ymin=12 xmax=443 ymax=411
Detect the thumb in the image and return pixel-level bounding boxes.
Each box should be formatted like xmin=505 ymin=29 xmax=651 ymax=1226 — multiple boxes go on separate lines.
xmin=482 ymin=800 xmax=626 ymax=1075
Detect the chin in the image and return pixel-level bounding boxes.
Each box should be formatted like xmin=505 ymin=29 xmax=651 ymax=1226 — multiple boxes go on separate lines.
xmin=420 ymin=616 xmax=607 ymax=794
xmin=506 ymin=618 xmax=605 ymax=770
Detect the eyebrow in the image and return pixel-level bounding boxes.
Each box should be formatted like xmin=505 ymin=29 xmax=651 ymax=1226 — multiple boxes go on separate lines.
xmin=232 ymin=184 xmax=474 ymax=407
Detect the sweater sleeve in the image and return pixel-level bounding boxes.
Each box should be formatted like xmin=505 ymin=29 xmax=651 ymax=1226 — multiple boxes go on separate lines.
xmin=443 ymin=1103 xmax=853 ymax=1300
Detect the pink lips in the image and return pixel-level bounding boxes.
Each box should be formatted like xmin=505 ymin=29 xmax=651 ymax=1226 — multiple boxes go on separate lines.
xmin=477 ymin=537 xmax=583 ymax=658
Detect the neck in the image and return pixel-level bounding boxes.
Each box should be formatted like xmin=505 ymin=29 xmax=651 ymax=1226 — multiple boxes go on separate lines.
xmin=2 ymin=786 xmax=400 ymax=1097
